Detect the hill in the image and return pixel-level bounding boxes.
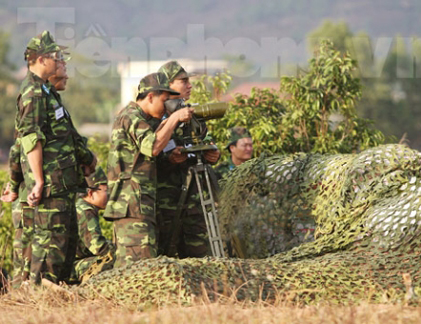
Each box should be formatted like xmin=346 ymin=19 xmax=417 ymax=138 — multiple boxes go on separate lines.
xmin=1 ymin=0 xmax=420 ymax=68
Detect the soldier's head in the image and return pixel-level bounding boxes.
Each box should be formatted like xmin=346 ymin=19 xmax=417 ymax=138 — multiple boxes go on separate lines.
xmin=226 ymin=127 xmax=253 ymax=166
xmin=158 ymin=61 xmax=193 ymax=100
xmin=137 ymin=72 xmax=180 ymax=119
xmin=48 ymin=56 xmax=69 ymax=91
xmin=24 ymin=31 xmax=67 ymax=81
xmin=83 ymin=167 xmax=108 ymax=209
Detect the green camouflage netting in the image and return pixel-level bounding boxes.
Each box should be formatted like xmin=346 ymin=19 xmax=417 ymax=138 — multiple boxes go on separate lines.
xmin=74 ymin=144 xmax=421 ymax=307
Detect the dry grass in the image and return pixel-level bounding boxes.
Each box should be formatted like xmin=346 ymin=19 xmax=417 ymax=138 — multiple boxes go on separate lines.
xmin=1 ymin=286 xmax=421 ymax=324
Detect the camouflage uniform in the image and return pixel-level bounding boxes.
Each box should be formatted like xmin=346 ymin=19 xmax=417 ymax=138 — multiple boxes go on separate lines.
xmin=104 ymin=73 xmax=179 ymax=268
xmin=214 ymin=127 xmax=252 ymax=180
xmin=70 ymin=167 xmax=115 ymax=283
xmin=14 ymin=31 xmax=94 ymax=284
xmin=71 ymin=201 xmax=115 ymax=283
xmin=214 ymin=156 xmax=236 ymax=180
xmin=6 ymin=141 xmax=32 ymax=288
xmin=156 ymin=61 xmax=213 ymax=258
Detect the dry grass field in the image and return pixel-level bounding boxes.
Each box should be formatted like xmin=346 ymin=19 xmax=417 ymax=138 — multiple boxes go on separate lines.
xmin=1 ymin=286 xmax=421 ymax=324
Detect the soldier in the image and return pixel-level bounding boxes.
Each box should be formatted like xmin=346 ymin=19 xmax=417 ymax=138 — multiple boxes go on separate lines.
xmin=104 ymin=72 xmax=194 ymax=268
xmin=214 ymin=127 xmax=253 ymax=180
xmin=156 ymin=61 xmax=220 ymax=258
xmin=1 ymin=49 xmax=75 ymax=287
xmin=12 ymin=31 xmax=96 ymax=284
xmin=70 ymin=167 xmax=115 ymax=284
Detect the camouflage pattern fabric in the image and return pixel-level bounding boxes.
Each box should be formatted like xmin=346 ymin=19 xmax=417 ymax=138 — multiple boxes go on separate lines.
xmin=69 ymin=199 xmax=115 ymax=283
xmin=16 ymin=73 xmax=93 ymax=197
xmin=225 ymin=126 xmax=252 ymax=149
xmin=15 ymin=71 xmax=93 ymax=284
xmin=30 ymin=193 xmax=77 ymax=284
xmin=104 ymin=101 xmax=161 ymax=267
xmin=8 ymin=141 xmax=23 ymax=194
xmin=73 ymin=144 xmax=421 ymax=307
xmin=137 ymin=72 xmax=180 ymax=96
xmin=214 ymin=156 xmax=235 ymax=181
xmin=11 ymin=199 xmax=34 ymax=288
xmin=24 ymin=30 xmax=64 ymax=61
xmin=158 ymin=60 xmax=194 ymax=82
xmin=85 ymin=166 xmax=107 ymax=189
xmin=156 ymin=123 xmax=211 ymax=258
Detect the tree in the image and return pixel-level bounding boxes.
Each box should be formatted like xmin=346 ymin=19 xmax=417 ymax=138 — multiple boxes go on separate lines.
xmin=0 ymin=32 xmax=18 ymax=150
xmin=307 ymin=20 xmax=354 ymax=54
xmin=278 ymin=40 xmax=385 ymax=154
xmin=196 ymin=40 xmax=385 ymax=162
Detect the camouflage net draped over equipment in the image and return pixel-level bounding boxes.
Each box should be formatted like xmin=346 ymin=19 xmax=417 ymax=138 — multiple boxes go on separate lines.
xmin=74 ymin=144 xmax=421 ymax=307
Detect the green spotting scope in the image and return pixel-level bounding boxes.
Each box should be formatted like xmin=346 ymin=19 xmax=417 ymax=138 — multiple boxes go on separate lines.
xmin=164 ymin=99 xmax=228 ymax=121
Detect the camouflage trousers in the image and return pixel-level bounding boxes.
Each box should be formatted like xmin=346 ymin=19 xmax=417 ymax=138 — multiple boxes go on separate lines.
xmin=157 ymin=176 xmax=210 ymax=258
xmin=11 ymin=201 xmax=33 ymax=289
xmin=113 ymin=215 xmax=157 ymax=268
xmin=31 ymin=193 xmax=77 ymax=284
xmin=70 ymin=252 xmax=115 ymax=284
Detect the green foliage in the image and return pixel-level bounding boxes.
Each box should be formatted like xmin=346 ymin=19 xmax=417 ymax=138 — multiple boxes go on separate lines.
xmin=87 ymin=136 xmax=110 ymax=170
xmin=279 ymin=40 xmax=385 ymax=153
xmin=307 ymin=20 xmax=354 ymax=54
xmin=204 ymin=40 xmax=385 ymax=162
xmin=210 ymin=87 xmax=286 ymax=158
xmin=0 ymin=170 xmax=14 ymax=274
xmin=0 ymin=32 xmax=17 ymax=149
xmin=189 ymin=72 xmax=232 ymax=104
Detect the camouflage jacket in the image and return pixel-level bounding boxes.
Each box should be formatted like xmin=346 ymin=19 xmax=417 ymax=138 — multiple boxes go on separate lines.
xmin=214 ymin=156 xmax=236 ymax=180
xmin=104 ymin=101 xmax=160 ymax=220
xmin=75 ymin=198 xmax=115 ymax=260
xmin=14 ymin=71 xmax=94 ymax=197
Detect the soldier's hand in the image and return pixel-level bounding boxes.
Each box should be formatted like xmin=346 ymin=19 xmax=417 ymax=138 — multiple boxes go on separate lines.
xmin=168 ymin=146 xmax=188 ymax=164
xmin=204 ymin=148 xmax=220 ymax=164
xmin=27 ymin=182 xmax=43 ymax=207
xmin=0 ymin=182 xmax=18 ymax=203
xmin=174 ymin=107 xmax=194 ymax=123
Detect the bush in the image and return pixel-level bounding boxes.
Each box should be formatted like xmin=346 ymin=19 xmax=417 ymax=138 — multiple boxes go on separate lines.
xmin=0 ymin=170 xmax=14 ymax=274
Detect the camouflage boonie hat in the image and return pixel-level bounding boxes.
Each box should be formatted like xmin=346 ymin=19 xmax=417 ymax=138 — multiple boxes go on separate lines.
xmin=86 ymin=167 xmax=108 ymax=189
xmin=24 ymin=30 xmax=67 ymax=61
xmin=226 ymin=127 xmax=252 ymax=149
xmin=138 ymin=72 xmax=180 ymax=96
xmin=158 ymin=61 xmax=196 ymax=82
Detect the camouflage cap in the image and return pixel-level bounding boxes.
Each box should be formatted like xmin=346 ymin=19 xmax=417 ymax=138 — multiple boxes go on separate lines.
xmin=24 ymin=30 xmax=67 ymax=60
xmin=138 ymin=72 xmax=180 ymax=96
xmin=226 ymin=127 xmax=252 ymax=149
xmin=158 ymin=61 xmax=195 ymax=82
xmin=86 ymin=167 xmax=108 ymax=189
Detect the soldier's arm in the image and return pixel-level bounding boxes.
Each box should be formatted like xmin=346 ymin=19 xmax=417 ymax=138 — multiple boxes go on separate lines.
xmin=8 ymin=141 xmax=23 ymax=194
xmin=17 ymin=91 xmax=46 ymax=206
xmin=151 ymin=107 xmax=194 ymax=156
xmin=26 ymin=141 xmax=43 ymax=206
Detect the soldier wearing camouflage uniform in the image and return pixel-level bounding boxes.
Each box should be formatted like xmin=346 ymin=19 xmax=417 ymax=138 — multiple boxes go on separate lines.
xmin=214 ymin=127 xmax=253 ymax=180
xmin=70 ymin=167 xmax=115 ymax=283
xmin=12 ymin=31 xmax=96 ymax=284
xmin=156 ymin=61 xmax=220 ymax=258
xmin=104 ymin=72 xmax=194 ymax=267
xmin=2 ymin=48 xmax=74 ymax=288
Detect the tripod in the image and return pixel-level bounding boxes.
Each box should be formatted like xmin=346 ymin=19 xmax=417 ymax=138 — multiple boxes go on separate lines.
xmin=165 ymin=153 xmax=225 ymax=258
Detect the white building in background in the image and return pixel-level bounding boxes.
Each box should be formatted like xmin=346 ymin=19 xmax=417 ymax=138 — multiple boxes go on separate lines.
xmin=117 ymin=59 xmax=228 ymax=108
